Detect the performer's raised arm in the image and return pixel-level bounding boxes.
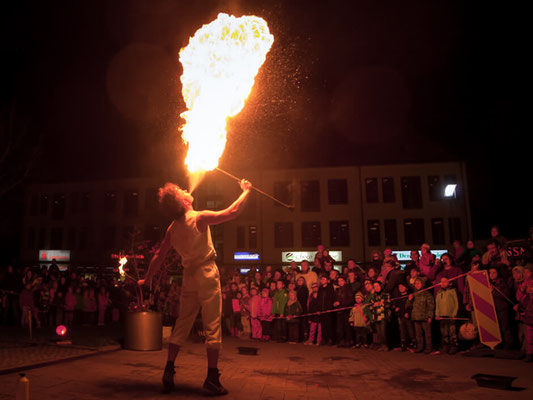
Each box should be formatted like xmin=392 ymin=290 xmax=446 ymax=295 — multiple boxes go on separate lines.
xmin=196 ymin=179 xmax=252 ymax=230
xmin=138 ymin=229 xmax=172 ymax=286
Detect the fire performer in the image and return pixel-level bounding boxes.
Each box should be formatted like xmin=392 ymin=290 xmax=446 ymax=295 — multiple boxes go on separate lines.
xmin=139 ymin=178 xmax=252 ymax=395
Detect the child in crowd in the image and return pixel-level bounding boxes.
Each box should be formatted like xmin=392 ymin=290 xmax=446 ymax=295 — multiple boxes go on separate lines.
xmin=249 ymin=287 xmax=262 ymax=340
xmin=258 ymin=287 xmax=273 ymax=341
xmin=394 ymin=283 xmax=414 ymax=351
xmin=306 ymin=287 xmax=322 ymax=345
xmin=408 ymin=277 xmax=434 ymax=354
xmin=435 ymin=277 xmax=459 ymax=354
xmin=369 ymin=281 xmax=390 ymax=351
xmin=272 ymin=280 xmax=288 ymax=342
xmin=231 ymin=291 xmax=242 ymax=337
xmin=240 ymin=287 xmax=251 ymax=338
xmin=349 ymin=292 xmax=371 ymax=348
xmin=285 ymin=290 xmax=303 ymax=343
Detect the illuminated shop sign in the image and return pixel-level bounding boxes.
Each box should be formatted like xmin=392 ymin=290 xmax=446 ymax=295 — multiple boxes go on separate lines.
xmin=393 ymin=249 xmax=448 ymax=262
xmin=110 ymin=253 xmax=144 ymax=260
xmin=39 ymin=250 xmax=71 ymax=262
xmin=234 ymin=252 xmax=260 ymax=261
xmin=282 ymin=251 xmax=343 ymax=263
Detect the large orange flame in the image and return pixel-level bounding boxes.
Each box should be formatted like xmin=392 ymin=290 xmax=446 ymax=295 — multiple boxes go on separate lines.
xmin=179 ymin=13 xmax=274 ymax=176
xmin=118 ymin=257 xmax=127 ymax=277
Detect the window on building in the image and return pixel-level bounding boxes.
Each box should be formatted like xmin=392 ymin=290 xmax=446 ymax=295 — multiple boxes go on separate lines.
xmin=401 ymin=176 xmax=422 ymax=209
xmin=27 ymin=228 xmax=35 ymax=249
xmin=40 ymin=194 xmax=49 ymax=215
xmin=70 ymin=192 xmax=79 ymax=214
xmin=365 ymin=178 xmax=378 ymax=203
xmin=79 ymin=227 xmax=89 ymax=249
xmin=328 ymin=179 xmax=348 ymax=204
xmin=382 ymin=177 xmax=395 ymax=203
xmin=449 ymin=217 xmax=462 ymax=243
xmin=300 ymin=180 xmax=320 ymax=212
xmin=206 ymin=199 xmax=223 ymax=210
xmin=367 ymin=220 xmax=380 ymax=246
xmin=122 ymin=226 xmax=134 ymax=248
xmin=101 ymin=226 xmax=116 ymax=250
xmin=404 ymin=218 xmax=425 ymax=245
xmin=384 ymin=219 xmax=398 ymax=246
xmin=249 ymin=225 xmax=257 ymax=249
xmin=67 ymin=227 xmax=76 ymax=249
xmin=274 ymin=222 xmax=293 ymax=248
xmin=50 ymin=228 xmax=63 ymax=249
xmin=444 ymin=174 xmax=459 ymax=198
xmin=236 ymin=226 xmax=245 ymax=249
xmin=330 ymin=220 xmax=350 ymax=247
xmin=428 ymin=175 xmax=441 ymax=201
xmin=104 ymin=191 xmax=117 ymax=213
xmin=301 ymin=221 xmax=321 ymax=247
xmin=242 ymin=191 xmax=257 ymax=218
xmin=51 ymin=193 xmax=66 ymax=220
xmin=274 ymin=181 xmax=293 ymax=208
xmin=38 ymin=228 xmax=46 ymax=249
xmin=81 ymin=192 xmax=91 ymax=213
xmin=143 ymin=225 xmax=161 ymax=244
xmin=145 ymin=188 xmax=158 ymax=211
xmin=431 ymin=218 xmax=445 ymax=245
xmin=123 ymin=190 xmax=139 ymax=217
xmin=30 ymin=194 xmax=38 ymax=216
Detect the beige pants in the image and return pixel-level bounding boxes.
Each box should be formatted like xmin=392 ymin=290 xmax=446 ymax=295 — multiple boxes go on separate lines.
xmin=169 ymin=261 xmax=222 ymax=349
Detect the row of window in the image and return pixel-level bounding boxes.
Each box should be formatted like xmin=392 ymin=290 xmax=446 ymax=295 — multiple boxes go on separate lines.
xmin=367 ymin=217 xmax=462 ymax=247
xmin=365 ymin=174 xmax=458 ymax=208
xmin=26 ymin=225 xmax=164 ymax=251
xmin=235 ymin=221 xmax=351 ymax=249
xmin=233 ymin=217 xmax=462 ymax=251
xmin=28 ymin=189 xmax=159 ymax=219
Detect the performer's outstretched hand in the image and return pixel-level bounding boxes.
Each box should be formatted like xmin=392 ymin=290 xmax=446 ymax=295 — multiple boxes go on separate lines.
xmin=240 ymin=179 xmax=252 ymax=192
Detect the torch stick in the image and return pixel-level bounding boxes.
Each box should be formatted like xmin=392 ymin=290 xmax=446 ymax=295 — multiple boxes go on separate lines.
xmin=215 ymin=167 xmax=294 ymax=209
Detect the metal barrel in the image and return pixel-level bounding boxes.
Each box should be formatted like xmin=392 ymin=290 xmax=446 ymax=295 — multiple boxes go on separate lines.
xmin=124 ymin=311 xmax=163 ymax=351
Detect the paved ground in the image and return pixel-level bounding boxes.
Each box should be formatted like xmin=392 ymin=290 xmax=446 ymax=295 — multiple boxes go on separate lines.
xmin=0 ymin=338 xmax=531 ymax=400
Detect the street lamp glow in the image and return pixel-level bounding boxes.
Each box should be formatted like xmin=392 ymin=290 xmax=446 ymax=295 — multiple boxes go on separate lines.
xmin=444 ymin=184 xmax=457 ymax=197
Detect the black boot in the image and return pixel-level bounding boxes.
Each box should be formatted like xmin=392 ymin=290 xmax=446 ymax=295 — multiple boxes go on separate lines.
xmin=162 ymin=362 xmax=175 ymax=393
xmin=203 ymin=368 xmax=228 ymax=396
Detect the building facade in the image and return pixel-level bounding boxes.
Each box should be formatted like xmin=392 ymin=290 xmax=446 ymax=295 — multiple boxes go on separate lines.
xmin=20 ymin=162 xmax=471 ymax=270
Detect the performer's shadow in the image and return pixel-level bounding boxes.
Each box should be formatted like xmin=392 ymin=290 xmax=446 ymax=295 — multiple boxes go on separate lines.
xmin=99 ymin=379 xmax=209 ymax=397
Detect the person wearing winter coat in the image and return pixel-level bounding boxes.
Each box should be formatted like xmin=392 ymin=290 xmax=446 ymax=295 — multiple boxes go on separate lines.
xmin=258 ymin=287 xmax=273 ymax=341
xmin=488 ymin=267 xmax=513 ymax=349
xmin=435 ymin=278 xmax=459 ymax=354
xmin=419 ymin=244 xmax=437 ymax=280
xmin=515 ymin=264 xmax=533 ymax=362
xmin=394 ymin=283 xmax=414 ymax=351
xmin=368 ymin=281 xmax=391 ymax=351
xmin=434 ymin=253 xmax=464 ymax=297
xmin=317 ymin=275 xmax=335 ymax=345
xmin=272 ymin=280 xmax=288 ymax=342
xmin=349 ymin=292 xmax=372 ymax=347
xmin=334 ymin=276 xmax=354 ymax=347
xmin=407 ymin=277 xmax=435 ymax=354
xmin=285 ymin=291 xmax=303 ymax=343
xmin=249 ymin=287 xmax=262 ymax=340
xmin=306 ymin=287 xmax=322 ymax=345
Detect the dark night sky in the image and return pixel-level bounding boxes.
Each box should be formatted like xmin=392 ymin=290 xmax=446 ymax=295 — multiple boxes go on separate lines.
xmin=1 ymin=0 xmax=529 ymax=239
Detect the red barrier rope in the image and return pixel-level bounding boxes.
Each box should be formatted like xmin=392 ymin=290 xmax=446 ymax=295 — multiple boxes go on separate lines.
xmin=271 ymin=270 xmax=473 ymax=320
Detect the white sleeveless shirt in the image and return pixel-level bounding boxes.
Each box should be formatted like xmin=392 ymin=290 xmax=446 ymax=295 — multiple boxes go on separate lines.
xmin=168 ymin=210 xmax=216 ymax=269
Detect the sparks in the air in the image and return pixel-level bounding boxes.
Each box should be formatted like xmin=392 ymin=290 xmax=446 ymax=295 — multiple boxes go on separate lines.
xmin=179 ymin=13 xmax=274 ymax=179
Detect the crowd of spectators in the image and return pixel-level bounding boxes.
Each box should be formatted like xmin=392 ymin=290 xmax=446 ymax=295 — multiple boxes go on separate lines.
xmin=1 ymin=226 xmax=532 ymax=363
xmin=219 ymin=227 xmax=533 ymax=362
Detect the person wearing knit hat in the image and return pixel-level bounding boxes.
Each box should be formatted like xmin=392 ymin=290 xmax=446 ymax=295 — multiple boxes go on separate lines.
xmin=349 ymin=291 xmax=371 ymax=348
